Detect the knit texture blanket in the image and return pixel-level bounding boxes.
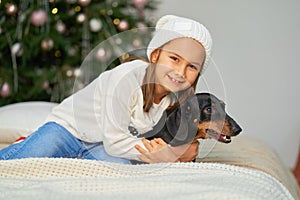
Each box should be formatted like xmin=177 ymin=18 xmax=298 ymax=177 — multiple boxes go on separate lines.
xmin=0 ymin=136 xmax=299 ymax=200
xmin=0 ymin=158 xmax=296 ymax=200
xmin=197 ymin=136 xmax=299 ymax=199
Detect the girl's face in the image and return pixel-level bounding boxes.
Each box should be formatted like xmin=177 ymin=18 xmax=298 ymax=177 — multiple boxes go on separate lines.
xmin=151 ymin=37 xmax=205 ymax=95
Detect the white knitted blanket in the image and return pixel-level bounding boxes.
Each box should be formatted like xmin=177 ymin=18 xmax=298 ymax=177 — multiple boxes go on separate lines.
xmin=0 ymin=158 xmax=295 ymax=200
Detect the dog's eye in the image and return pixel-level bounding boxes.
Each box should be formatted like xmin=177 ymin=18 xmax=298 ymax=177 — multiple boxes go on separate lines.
xmin=204 ymin=107 xmax=215 ymax=114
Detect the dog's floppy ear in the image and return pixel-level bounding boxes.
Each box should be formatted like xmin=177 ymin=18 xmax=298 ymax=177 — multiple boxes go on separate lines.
xmin=166 ymin=95 xmax=200 ymax=146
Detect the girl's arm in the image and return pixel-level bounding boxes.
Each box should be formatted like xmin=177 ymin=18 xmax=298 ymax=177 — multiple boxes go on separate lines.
xmin=135 ymin=138 xmax=179 ymax=163
xmin=99 ymin=63 xmax=151 ymax=160
xmin=135 ymin=138 xmax=199 ymax=163
xmin=100 ymin=83 xmax=145 ymax=160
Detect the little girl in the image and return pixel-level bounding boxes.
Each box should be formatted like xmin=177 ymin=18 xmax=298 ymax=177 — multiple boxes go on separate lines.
xmin=0 ymin=15 xmax=212 ymax=164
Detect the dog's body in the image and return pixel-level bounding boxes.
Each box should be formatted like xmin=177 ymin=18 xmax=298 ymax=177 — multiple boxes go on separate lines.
xmin=139 ymin=93 xmax=242 ymax=146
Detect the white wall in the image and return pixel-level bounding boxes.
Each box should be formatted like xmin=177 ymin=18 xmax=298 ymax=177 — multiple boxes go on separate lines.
xmin=156 ymin=0 xmax=300 ymax=168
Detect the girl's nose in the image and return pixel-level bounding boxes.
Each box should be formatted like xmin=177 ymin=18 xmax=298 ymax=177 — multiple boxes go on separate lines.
xmin=174 ymin=65 xmax=186 ymax=78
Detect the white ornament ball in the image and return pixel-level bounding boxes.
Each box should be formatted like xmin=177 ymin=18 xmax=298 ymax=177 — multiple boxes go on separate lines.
xmin=74 ymin=68 xmax=82 ymax=77
xmin=95 ymin=48 xmax=112 ymax=62
xmin=11 ymin=43 xmax=22 ymax=56
xmin=107 ymin=9 xmax=113 ymax=15
xmin=89 ymin=18 xmax=102 ymax=32
xmin=66 ymin=69 xmax=73 ymax=77
xmin=30 ymin=9 xmax=48 ymax=27
xmin=68 ymin=46 xmax=77 ymax=56
xmin=76 ymin=13 xmax=86 ymax=23
xmin=6 ymin=3 xmax=18 ymax=15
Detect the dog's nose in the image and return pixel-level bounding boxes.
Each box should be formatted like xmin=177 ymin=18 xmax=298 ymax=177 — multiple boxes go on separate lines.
xmin=231 ymin=124 xmax=242 ymax=136
xmin=226 ymin=115 xmax=242 ymax=136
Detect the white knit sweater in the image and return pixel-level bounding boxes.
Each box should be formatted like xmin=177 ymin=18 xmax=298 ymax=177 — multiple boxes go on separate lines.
xmin=46 ymin=60 xmax=173 ymax=160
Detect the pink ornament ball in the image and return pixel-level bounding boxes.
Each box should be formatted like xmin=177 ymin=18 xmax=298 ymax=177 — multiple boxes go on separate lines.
xmin=132 ymin=0 xmax=147 ymax=9
xmin=56 ymin=21 xmax=66 ymax=34
xmin=41 ymin=39 xmax=54 ymax=51
xmin=30 ymin=9 xmax=48 ymax=27
xmin=136 ymin=22 xmax=148 ymax=33
xmin=118 ymin=20 xmax=129 ymax=31
xmin=78 ymin=0 xmax=91 ymax=7
xmin=6 ymin=3 xmax=18 ymax=15
xmin=0 ymin=82 xmax=11 ymax=98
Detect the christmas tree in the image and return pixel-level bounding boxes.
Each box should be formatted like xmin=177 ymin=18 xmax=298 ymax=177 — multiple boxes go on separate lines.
xmin=0 ymin=0 xmax=158 ymax=106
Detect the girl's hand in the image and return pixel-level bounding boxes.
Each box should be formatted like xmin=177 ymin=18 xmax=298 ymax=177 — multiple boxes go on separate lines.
xmin=135 ymin=138 xmax=179 ymax=163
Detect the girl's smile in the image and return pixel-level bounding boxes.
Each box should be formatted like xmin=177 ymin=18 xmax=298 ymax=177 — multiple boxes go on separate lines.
xmin=167 ymin=74 xmax=185 ymax=85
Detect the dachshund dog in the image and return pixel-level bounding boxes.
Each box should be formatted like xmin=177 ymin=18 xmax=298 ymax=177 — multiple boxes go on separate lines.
xmin=139 ymin=93 xmax=242 ymax=146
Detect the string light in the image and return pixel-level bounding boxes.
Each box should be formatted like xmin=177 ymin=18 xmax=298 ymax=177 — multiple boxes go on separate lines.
xmin=52 ymin=8 xmax=58 ymax=14
xmin=74 ymin=6 xmax=81 ymax=12
xmin=54 ymin=50 xmax=61 ymax=58
xmin=113 ymin=18 xmax=120 ymax=25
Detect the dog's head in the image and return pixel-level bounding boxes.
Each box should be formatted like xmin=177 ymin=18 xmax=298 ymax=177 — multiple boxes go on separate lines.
xmin=195 ymin=93 xmax=242 ymax=143
xmin=165 ymin=93 xmax=242 ymax=145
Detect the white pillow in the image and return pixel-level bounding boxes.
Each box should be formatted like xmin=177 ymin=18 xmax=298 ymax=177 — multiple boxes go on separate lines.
xmin=0 ymin=101 xmax=58 ymax=144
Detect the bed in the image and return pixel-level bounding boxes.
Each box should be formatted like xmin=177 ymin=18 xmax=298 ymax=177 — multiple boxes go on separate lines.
xmin=0 ymin=102 xmax=299 ymax=200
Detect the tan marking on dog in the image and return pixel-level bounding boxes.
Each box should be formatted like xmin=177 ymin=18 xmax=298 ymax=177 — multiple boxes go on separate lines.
xmin=195 ymin=120 xmax=231 ymax=139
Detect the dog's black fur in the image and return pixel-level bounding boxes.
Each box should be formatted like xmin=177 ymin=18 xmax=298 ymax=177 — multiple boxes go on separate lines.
xmin=139 ymin=93 xmax=242 ymax=146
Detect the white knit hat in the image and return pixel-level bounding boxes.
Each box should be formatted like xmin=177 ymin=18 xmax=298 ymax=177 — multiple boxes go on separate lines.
xmin=147 ymin=15 xmax=213 ymax=73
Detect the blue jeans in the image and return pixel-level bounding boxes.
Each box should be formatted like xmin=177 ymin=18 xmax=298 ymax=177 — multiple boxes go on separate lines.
xmin=0 ymin=122 xmax=131 ymax=164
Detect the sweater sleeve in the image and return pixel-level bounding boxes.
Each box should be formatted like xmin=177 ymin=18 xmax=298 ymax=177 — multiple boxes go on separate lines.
xmin=98 ymin=64 xmax=146 ymax=160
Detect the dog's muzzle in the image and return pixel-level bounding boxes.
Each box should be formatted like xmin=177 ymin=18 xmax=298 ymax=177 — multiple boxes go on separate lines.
xmin=206 ymin=115 xmax=242 ymax=143
xmin=206 ymin=129 xmax=232 ymax=143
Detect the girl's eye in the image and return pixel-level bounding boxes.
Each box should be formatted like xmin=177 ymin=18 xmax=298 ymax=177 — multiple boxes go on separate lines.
xmin=190 ymin=65 xmax=198 ymax=69
xmin=170 ymin=56 xmax=179 ymax=62
xmin=189 ymin=65 xmax=198 ymax=70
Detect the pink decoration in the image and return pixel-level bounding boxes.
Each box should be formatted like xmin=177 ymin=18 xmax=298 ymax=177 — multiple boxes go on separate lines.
xmin=42 ymin=81 xmax=49 ymax=90
xmin=56 ymin=21 xmax=66 ymax=34
xmin=41 ymin=39 xmax=54 ymax=51
xmin=132 ymin=0 xmax=147 ymax=9
xmin=136 ymin=22 xmax=148 ymax=33
xmin=1 ymin=82 xmax=11 ymax=98
xmin=78 ymin=0 xmax=91 ymax=7
xmin=6 ymin=3 xmax=18 ymax=15
xmin=118 ymin=20 xmax=129 ymax=31
xmin=30 ymin=9 xmax=48 ymax=27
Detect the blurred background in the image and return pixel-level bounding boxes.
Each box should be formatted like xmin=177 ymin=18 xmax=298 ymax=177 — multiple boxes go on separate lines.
xmin=1 ymin=0 xmax=299 ymax=169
